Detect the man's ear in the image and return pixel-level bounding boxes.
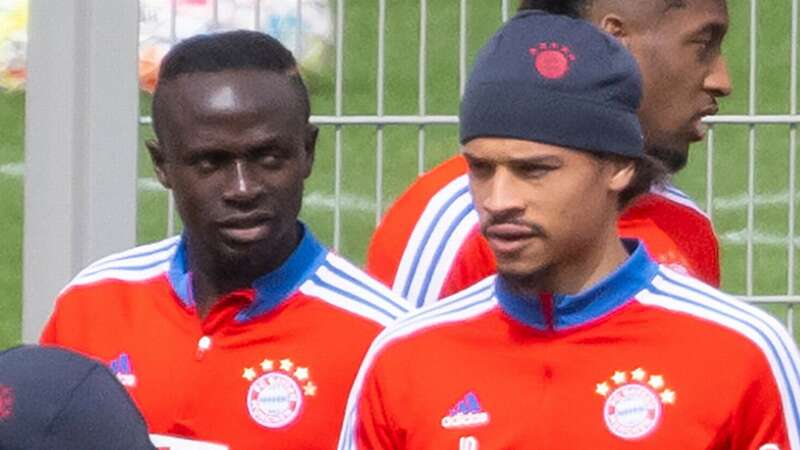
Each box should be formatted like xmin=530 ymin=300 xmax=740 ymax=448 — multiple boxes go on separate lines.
xmin=302 ymin=124 xmax=318 ymax=179
xmin=599 ymin=14 xmax=632 ymax=48
xmin=608 ymin=160 xmax=636 ymax=194
xmin=145 ymin=139 xmax=172 ymax=190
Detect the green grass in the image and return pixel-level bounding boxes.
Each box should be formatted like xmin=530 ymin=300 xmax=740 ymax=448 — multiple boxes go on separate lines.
xmin=0 ymin=90 xmax=23 ymax=349
xmin=2 ymin=1 xmax=800 ymax=349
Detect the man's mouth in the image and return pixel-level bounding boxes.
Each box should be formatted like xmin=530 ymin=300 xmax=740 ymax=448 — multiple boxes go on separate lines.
xmin=217 ymin=214 xmax=273 ymax=244
xmin=691 ymin=104 xmax=720 ymax=141
xmin=484 ymin=223 xmax=542 ymax=255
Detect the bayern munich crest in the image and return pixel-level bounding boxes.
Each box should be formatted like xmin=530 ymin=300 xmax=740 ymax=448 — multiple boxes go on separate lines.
xmin=528 ymin=42 xmax=576 ymax=80
xmin=242 ymin=357 xmax=317 ymax=429
xmin=596 ymin=368 xmax=675 ymax=440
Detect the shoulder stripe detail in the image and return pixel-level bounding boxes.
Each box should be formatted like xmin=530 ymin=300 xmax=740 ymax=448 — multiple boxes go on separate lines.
xmin=651 ymin=183 xmax=708 ymax=217
xmin=664 ymin=185 xmax=690 ymax=200
xmin=323 ymin=253 xmax=409 ymax=315
xmin=299 ymin=257 xmax=409 ymax=326
xmin=393 ymin=175 xmax=470 ymax=295
xmin=65 ymin=238 xmax=179 ymax=290
xmin=414 ymin=208 xmax=480 ymax=309
xmin=63 ymin=261 xmax=171 ymax=293
xmin=401 ymin=275 xmax=496 ymax=325
xmin=78 ymin=236 xmax=180 ymax=272
xmin=393 ymin=175 xmax=472 ymax=300
xmin=72 ymin=237 xmax=179 ymax=278
xmin=337 ymin=278 xmax=496 ymax=450
xmin=397 ymin=182 xmax=477 ymax=304
xmin=638 ymin=268 xmax=800 ymax=447
xmin=299 ymin=279 xmax=395 ymax=326
xmin=76 ymin=251 xmax=174 ymax=281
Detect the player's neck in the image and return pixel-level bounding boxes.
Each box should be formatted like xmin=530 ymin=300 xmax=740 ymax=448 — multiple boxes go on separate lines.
xmin=189 ymin=264 xmax=257 ymax=319
xmin=184 ymin=228 xmax=302 ymax=318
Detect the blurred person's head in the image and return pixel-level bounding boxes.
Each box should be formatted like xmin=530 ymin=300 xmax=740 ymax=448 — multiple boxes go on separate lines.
xmin=147 ymin=30 xmax=318 ymax=293
xmin=0 ymin=345 xmax=155 ymax=450
xmin=518 ymin=0 xmax=732 ymax=173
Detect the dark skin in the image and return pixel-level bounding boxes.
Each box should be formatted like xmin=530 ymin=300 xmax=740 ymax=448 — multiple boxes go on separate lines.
xmin=147 ymin=69 xmax=318 ymax=318
xmin=591 ymin=0 xmax=732 ymax=173
xmin=520 ymin=0 xmax=733 ymax=173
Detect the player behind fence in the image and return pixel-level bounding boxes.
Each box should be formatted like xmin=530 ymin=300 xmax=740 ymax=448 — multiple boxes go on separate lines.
xmin=340 ymin=10 xmax=798 ymax=449
xmin=365 ymin=0 xmax=733 ymax=309
xmin=40 ymin=30 xmax=408 ymax=449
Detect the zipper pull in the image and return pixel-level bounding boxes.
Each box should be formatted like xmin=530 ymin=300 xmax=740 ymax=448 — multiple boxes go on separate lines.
xmin=195 ymin=335 xmax=212 ymax=360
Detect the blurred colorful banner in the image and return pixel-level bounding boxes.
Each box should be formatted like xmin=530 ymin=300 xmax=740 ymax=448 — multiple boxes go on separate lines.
xmin=0 ymin=0 xmax=333 ymax=93
xmin=0 ymin=0 xmax=26 ymax=90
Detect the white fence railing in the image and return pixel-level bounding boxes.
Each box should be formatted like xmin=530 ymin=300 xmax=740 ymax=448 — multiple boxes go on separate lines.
xmin=23 ymin=0 xmax=800 ymax=341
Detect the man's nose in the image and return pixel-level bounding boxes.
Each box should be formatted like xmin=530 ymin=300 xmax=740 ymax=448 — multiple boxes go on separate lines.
xmin=705 ymin=55 xmax=733 ymax=98
xmin=481 ymin=168 xmax=525 ymax=215
xmin=224 ymin=160 xmax=263 ymax=202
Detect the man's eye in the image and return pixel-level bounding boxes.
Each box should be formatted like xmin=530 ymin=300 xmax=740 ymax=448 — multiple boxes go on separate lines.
xmin=191 ymin=154 xmax=226 ymax=172
xmin=195 ymin=158 xmax=218 ymax=171
xmin=692 ymin=39 xmax=717 ymax=60
xmin=467 ymin=161 xmax=493 ymax=177
xmin=517 ymin=164 xmax=553 ymax=179
xmin=258 ymin=153 xmax=280 ymax=167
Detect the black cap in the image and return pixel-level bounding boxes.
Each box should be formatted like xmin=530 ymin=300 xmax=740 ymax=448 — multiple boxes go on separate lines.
xmin=0 ymin=345 xmax=155 ymax=450
xmin=460 ymin=10 xmax=644 ymax=158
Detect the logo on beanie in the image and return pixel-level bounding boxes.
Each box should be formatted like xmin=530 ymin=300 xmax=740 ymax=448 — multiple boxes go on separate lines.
xmin=529 ymin=42 xmax=576 ymax=80
xmin=0 ymin=385 xmax=13 ymax=420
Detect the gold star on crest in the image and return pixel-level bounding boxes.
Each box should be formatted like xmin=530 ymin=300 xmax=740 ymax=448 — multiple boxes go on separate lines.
xmin=648 ymin=375 xmax=665 ymax=390
xmin=242 ymin=367 xmax=257 ymax=382
xmin=294 ymin=367 xmax=309 ymax=381
xmin=631 ymin=368 xmax=647 ymax=382
xmin=303 ymin=381 xmax=317 ymax=396
xmin=660 ymin=389 xmax=676 ymax=404
xmin=280 ymin=358 xmax=294 ymax=372
xmin=597 ymin=368 xmax=676 ymax=408
xmin=260 ymin=359 xmax=274 ymax=372
xmin=595 ymin=382 xmax=610 ymax=397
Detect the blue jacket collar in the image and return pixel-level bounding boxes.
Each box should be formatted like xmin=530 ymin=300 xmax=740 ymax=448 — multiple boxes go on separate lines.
xmin=168 ymin=222 xmax=328 ymax=320
xmin=495 ymin=240 xmax=659 ymax=331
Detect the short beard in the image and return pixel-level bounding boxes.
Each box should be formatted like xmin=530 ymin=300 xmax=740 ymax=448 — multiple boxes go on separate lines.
xmin=214 ymin=242 xmax=274 ymax=287
xmin=187 ymin=233 xmax=272 ymax=292
xmin=498 ymin=264 xmax=551 ymax=298
xmin=646 ymin=142 xmax=688 ymax=174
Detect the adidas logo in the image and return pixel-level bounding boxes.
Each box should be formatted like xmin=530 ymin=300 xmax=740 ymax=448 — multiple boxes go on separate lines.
xmin=109 ymin=353 xmax=137 ymax=388
xmin=441 ymin=391 xmax=490 ymax=429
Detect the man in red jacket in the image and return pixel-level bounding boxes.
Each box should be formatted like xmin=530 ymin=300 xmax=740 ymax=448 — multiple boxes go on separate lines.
xmin=366 ymin=0 xmax=732 ymax=308
xmin=41 ymin=30 xmax=408 ymax=449
xmin=341 ymin=11 xmax=798 ymax=449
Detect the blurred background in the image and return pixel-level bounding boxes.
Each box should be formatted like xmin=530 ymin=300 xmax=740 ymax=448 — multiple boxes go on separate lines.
xmin=0 ymin=0 xmax=798 ymax=347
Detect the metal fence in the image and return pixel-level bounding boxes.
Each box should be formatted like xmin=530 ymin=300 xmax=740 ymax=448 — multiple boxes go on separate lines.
xmin=20 ymin=0 xmax=800 ymax=340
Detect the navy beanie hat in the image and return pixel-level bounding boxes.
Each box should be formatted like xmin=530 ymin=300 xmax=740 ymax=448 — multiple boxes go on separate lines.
xmin=460 ymin=10 xmax=644 ymax=158
xmin=0 ymin=345 xmax=155 ymax=450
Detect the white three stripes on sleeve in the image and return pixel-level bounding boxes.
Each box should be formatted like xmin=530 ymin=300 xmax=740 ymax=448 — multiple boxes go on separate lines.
xmin=637 ymin=267 xmax=800 ymax=448
xmin=337 ymin=277 xmax=497 ymax=450
xmin=393 ymin=174 xmax=479 ymax=308
xmin=300 ymin=253 xmax=409 ymax=327
xmin=64 ymin=236 xmax=180 ymax=292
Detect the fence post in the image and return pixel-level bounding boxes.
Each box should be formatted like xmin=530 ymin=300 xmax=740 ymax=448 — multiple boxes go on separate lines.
xmin=22 ymin=0 xmax=140 ymax=342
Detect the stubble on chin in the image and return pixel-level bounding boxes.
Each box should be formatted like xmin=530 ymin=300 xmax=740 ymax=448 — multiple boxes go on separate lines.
xmin=645 ymin=140 xmax=688 ymax=174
